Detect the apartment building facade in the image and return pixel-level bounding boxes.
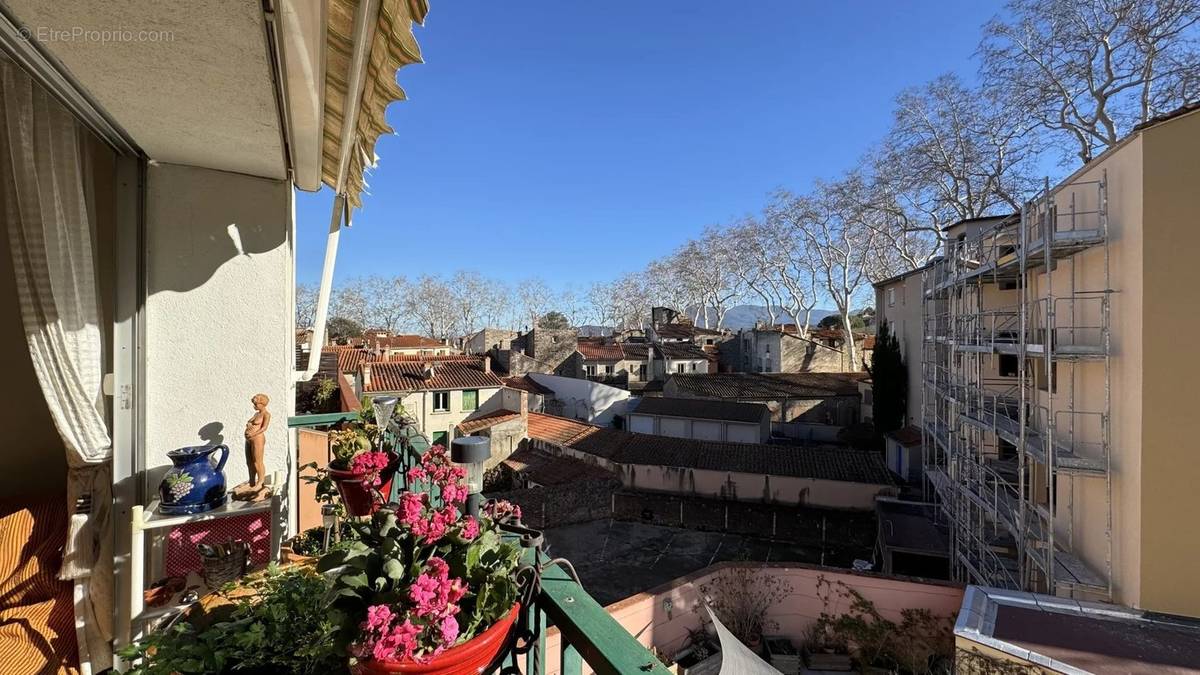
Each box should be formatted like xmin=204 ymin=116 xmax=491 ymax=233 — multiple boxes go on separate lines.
xmin=920 ymin=105 xmax=1200 ymax=617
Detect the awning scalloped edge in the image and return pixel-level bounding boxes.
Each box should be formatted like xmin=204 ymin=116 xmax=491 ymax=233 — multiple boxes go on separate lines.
xmin=321 ymin=0 xmax=428 ymax=209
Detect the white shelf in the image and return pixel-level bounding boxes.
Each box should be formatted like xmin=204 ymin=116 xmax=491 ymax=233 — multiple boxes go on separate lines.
xmin=137 ymin=487 xmax=279 ymax=532
xmin=128 ymin=472 xmax=285 ymax=640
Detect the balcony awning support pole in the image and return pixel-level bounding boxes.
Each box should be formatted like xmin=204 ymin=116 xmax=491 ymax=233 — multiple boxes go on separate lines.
xmin=299 ymin=194 xmax=347 ymax=381
xmin=296 ymin=0 xmax=380 ymax=382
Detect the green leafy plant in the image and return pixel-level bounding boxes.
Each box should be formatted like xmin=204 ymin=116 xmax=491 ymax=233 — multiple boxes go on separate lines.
xmin=119 ymin=566 xmax=343 ymax=675
xmin=318 ymin=445 xmax=524 ymax=664
xmin=313 ymin=377 xmax=338 ymax=406
xmin=806 ymin=575 xmax=955 ymax=674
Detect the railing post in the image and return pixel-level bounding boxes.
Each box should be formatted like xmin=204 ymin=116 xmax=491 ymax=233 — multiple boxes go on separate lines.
xmin=560 ymin=641 xmax=583 ymax=675
xmin=525 ymin=602 xmax=546 ymax=675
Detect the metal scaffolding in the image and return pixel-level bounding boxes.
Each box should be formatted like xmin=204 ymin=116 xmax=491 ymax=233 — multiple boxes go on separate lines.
xmin=921 ymin=172 xmax=1113 ymax=601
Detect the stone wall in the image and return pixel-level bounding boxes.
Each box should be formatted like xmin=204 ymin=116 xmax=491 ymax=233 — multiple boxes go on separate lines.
xmin=466 ymin=328 xmax=517 ymax=355
xmin=487 ymin=478 xmax=619 ymax=530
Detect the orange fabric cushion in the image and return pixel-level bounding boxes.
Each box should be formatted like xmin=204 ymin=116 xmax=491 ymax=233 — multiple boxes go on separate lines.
xmin=0 ymin=497 xmax=79 ymax=674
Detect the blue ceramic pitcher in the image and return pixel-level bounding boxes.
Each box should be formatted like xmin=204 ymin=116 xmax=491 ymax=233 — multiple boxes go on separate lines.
xmin=159 ymin=444 xmax=230 ymax=515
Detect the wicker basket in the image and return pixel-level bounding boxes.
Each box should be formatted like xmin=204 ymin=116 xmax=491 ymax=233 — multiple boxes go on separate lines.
xmin=198 ymin=539 xmax=251 ymax=586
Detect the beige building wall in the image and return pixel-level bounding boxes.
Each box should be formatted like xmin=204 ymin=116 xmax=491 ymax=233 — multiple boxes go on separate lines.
xmin=1137 ymin=109 xmax=1200 ymax=616
xmin=937 ymin=109 xmax=1200 ymax=617
xmin=875 ymin=270 xmax=925 ymax=426
xmin=1039 ymin=132 xmax=1145 ymax=611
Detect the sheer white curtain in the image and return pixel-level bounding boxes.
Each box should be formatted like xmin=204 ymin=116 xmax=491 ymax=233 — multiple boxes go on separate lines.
xmin=0 ymin=57 xmax=114 ymax=669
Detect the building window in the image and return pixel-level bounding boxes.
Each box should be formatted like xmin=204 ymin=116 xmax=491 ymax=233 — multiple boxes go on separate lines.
xmin=690 ymin=362 xmax=698 ymax=372
xmin=604 ymin=364 xmax=614 ymax=375
xmin=676 ymin=363 xmax=685 ymax=373
xmin=1036 ymin=360 xmax=1057 ymax=393
xmin=462 ymin=389 xmax=478 ymax=411
xmin=585 ymin=364 xmax=596 ymax=376
xmin=431 ymin=430 xmax=448 ymax=447
xmin=637 ymin=364 xmax=647 ymax=379
xmin=999 ymin=354 xmax=1019 ymax=377
xmin=433 ymin=391 xmax=450 ymax=412
xmin=887 ymin=287 xmax=896 ymax=307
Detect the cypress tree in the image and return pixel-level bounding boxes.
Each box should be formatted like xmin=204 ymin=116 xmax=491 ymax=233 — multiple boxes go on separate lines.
xmin=868 ymin=319 xmax=906 ymax=433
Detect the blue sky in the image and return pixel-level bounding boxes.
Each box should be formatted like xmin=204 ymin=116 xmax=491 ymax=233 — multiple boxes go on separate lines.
xmin=295 ymin=1 xmax=1005 ymax=289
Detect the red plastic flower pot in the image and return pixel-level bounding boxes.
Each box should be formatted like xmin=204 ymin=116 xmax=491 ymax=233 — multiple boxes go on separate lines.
xmin=328 ymin=466 xmax=379 ymax=517
xmin=350 ymin=603 xmax=521 ymax=675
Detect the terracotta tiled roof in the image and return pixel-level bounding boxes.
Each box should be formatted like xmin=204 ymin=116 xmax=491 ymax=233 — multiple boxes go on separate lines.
xmin=526 ymin=413 xmax=602 ymax=446
xmin=619 ymin=343 xmax=650 ymax=360
xmin=325 ymin=346 xmax=377 ymax=374
xmin=577 ymin=340 xmax=625 ymax=362
xmin=363 ymin=358 xmax=503 ymax=393
xmin=886 ymin=425 xmax=923 ymax=448
xmin=629 ymin=397 xmax=769 ymax=424
xmin=502 ymin=375 xmax=553 ymax=395
xmin=385 ymin=354 xmax=478 ymax=363
xmin=526 ymin=413 xmax=892 ymax=485
xmin=457 ymin=409 xmax=523 ymax=434
xmin=668 ymin=372 xmax=867 ymax=399
xmin=654 ymin=323 xmax=696 ymax=341
xmin=656 ymin=342 xmax=710 ymax=361
xmin=501 ymin=447 xmax=616 ymax=486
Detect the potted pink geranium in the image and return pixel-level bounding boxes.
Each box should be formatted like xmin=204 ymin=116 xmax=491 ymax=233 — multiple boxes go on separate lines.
xmin=318 ymin=445 xmax=525 ymax=673
xmin=323 ymin=424 xmax=390 ymax=516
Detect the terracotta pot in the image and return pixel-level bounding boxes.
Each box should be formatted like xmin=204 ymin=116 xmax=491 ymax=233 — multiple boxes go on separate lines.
xmin=351 ymin=603 xmax=521 ymax=674
xmin=328 ymin=466 xmax=379 ymax=516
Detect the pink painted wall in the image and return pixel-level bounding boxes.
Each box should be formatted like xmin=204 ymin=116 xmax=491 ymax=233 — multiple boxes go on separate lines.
xmin=535 ymin=563 xmax=963 ymax=675
xmin=621 ymin=464 xmax=894 ymax=509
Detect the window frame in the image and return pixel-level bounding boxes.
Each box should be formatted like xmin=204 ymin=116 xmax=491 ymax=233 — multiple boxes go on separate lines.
xmin=461 ymin=389 xmax=478 ymax=411
xmin=432 ymin=391 xmax=450 ymax=413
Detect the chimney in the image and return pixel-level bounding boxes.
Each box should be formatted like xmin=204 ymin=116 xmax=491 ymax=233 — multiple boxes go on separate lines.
xmin=483 ymin=355 xmax=491 ymax=374
xmin=361 ymin=363 xmax=372 ymax=389
xmin=518 ymin=390 xmax=528 ymax=418
xmin=424 ymin=364 xmax=436 ymax=380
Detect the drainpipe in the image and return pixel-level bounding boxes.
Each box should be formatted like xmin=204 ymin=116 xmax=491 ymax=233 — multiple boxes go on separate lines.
xmin=297 ymin=0 xmax=381 ymax=381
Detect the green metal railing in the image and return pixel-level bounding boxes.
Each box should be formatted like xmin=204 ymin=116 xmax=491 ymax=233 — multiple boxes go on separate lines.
xmin=288 ymin=413 xmax=671 ymax=675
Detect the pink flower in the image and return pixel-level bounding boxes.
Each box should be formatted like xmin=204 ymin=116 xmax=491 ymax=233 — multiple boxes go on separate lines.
xmin=460 ymin=516 xmax=480 ymax=540
xmin=365 ymin=604 xmax=395 ymax=633
xmin=398 ymin=491 xmax=425 ymax=526
xmin=375 ymin=617 xmax=420 ymax=662
xmin=441 ymin=481 xmax=467 ymax=507
xmin=350 ymin=451 xmax=390 ymax=487
xmin=484 ymin=499 xmax=522 ymax=521
xmin=406 ymin=465 xmax=427 ymax=482
xmin=439 ymin=615 xmax=459 ymax=647
xmin=409 ymin=573 xmax=441 ymax=615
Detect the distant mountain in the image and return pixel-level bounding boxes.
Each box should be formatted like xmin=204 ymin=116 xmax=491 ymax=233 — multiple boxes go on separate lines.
xmin=693 ymin=305 xmax=837 ymax=330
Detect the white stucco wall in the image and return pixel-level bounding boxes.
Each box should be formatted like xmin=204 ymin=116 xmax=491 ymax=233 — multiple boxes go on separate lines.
xmin=143 ymin=163 xmax=294 ymax=494
xmin=628 ymin=415 xmax=655 ymax=435
xmin=526 ymin=373 xmax=631 ymax=426
xmin=659 ymin=417 xmax=689 ymax=438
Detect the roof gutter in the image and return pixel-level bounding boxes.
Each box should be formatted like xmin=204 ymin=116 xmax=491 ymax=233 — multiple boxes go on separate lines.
xmin=297 ymin=0 xmax=380 ymax=382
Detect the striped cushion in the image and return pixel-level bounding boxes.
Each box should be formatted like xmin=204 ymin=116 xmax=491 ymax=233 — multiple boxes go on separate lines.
xmin=0 ymin=497 xmax=79 ymax=674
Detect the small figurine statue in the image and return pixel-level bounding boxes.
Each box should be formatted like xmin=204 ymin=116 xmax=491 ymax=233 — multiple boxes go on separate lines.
xmin=232 ymin=393 xmax=271 ymax=502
